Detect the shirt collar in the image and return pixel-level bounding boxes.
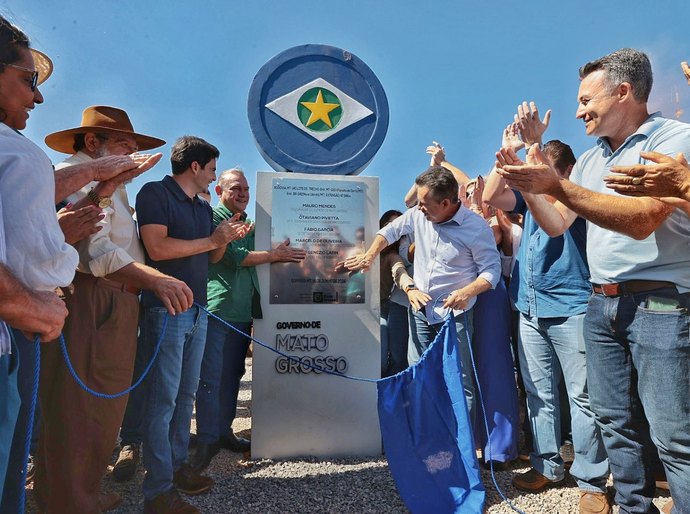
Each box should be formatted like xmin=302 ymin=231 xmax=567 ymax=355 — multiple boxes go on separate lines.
xmin=214 ymin=202 xmax=250 ymax=222
xmin=436 ymin=204 xmax=464 ymax=226
xmin=163 ymin=175 xmax=196 ymax=203
xmin=214 ymin=202 xmax=235 ymax=218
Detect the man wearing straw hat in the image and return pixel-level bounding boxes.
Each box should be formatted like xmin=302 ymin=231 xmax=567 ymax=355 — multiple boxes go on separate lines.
xmin=0 ymin=15 xmax=167 ymax=512
xmin=33 ymin=106 xmax=193 ymax=514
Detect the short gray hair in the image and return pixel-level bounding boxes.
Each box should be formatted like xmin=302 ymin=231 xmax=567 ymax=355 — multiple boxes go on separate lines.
xmin=579 ymin=48 xmax=652 ymax=102
xmin=217 ymin=167 xmax=244 ymax=188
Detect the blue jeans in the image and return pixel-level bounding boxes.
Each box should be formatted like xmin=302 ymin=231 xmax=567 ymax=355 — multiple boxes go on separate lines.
xmin=408 ymin=307 xmax=476 ymax=425
xmin=585 ymin=288 xmax=690 ymax=514
xmin=195 ymin=316 xmax=251 ymax=445
xmin=518 ymin=313 xmax=608 ymax=492
xmin=380 ymin=300 xmax=409 ymax=377
xmin=142 ymin=306 xmax=208 ymax=500
xmin=0 ymin=337 xmax=20 ymax=501
xmin=1 ymin=329 xmax=41 ymax=512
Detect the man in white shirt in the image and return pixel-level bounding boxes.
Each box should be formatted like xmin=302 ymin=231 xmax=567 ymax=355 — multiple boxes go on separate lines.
xmin=345 ymin=166 xmax=501 ymax=424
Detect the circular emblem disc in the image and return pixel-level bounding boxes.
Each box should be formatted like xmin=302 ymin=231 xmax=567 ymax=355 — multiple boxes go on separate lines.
xmin=248 ymin=44 xmax=389 ymax=175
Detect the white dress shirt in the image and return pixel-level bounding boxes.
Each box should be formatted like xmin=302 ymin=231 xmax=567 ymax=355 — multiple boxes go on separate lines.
xmin=0 ymin=123 xmax=78 ymax=292
xmin=378 ymin=204 xmax=500 ymax=323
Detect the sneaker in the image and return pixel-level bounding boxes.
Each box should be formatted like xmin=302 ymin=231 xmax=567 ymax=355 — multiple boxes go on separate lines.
xmin=512 ymin=468 xmax=565 ymax=493
xmin=112 ymin=444 xmax=140 ymax=482
xmin=173 ymin=463 xmax=214 ymax=496
xmin=579 ymin=491 xmax=610 ymax=514
xmin=144 ymin=488 xmax=200 ymax=514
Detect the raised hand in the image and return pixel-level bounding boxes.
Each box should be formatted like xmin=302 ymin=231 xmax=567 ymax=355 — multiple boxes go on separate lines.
xmin=427 ymin=141 xmax=446 ymax=166
xmin=211 ymin=213 xmax=252 ymax=246
xmin=93 ymin=153 xmax=163 ymax=183
xmin=468 ymin=176 xmax=486 ymax=216
xmin=515 ymin=101 xmax=551 ymax=146
xmin=495 ymin=146 xmax=525 ymax=169
xmin=502 ymin=122 xmax=524 ymax=153
xmin=496 ymin=144 xmax=560 ymax=195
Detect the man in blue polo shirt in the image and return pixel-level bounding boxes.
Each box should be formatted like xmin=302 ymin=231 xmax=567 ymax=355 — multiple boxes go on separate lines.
xmin=486 ymin=139 xmax=609 ymax=514
xmin=135 ymin=136 xmax=250 ymax=514
xmin=498 ymin=48 xmax=690 ymax=514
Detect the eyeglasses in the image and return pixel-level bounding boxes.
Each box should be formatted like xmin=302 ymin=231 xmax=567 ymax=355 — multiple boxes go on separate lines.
xmin=1 ymin=63 xmax=38 ymax=91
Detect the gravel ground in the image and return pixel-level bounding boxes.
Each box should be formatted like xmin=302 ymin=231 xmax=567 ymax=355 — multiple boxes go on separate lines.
xmin=27 ymin=357 xmax=673 ymax=513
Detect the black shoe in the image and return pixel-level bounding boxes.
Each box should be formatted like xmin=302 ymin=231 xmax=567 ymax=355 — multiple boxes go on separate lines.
xmin=219 ymin=432 xmax=250 ymax=453
xmin=112 ymin=444 xmax=140 ymax=482
xmin=190 ymin=442 xmax=220 ymax=472
xmin=173 ymin=463 xmax=215 ymax=496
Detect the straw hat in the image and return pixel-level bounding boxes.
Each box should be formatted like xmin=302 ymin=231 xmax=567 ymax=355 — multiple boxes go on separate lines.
xmin=45 ymin=105 xmax=166 ymax=154
xmin=30 ymin=48 xmax=53 ymax=85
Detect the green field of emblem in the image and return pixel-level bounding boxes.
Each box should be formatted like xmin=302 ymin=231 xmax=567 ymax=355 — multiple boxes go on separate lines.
xmin=298 ymin=87 xmax=342 ymax=131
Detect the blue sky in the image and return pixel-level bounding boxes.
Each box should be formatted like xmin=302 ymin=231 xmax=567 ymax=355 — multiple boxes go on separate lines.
xmin=6 ymin=1 xmax=690 ymax=216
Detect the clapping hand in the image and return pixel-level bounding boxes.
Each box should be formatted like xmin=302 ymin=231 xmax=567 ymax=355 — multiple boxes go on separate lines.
xmin=515 ymin=101 xmax=551 ymax=147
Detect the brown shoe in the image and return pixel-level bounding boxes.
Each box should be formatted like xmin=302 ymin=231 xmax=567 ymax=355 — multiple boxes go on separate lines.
xmin=662 ymin=500 xmax=674 ymax=514
xmin=112 ymin=444 xmax=140 ymax=482
xmin=99 ymin=492 xmax=122 ymax=512
xmin=143 ymin=488 xmax=200 ymax=514
xmin=173 ymin=463 xmax=214 ymax=496
xmin=512 ymin=468 xmax=565 ymax=493
xmin=579 ymin=491 xmax=610 ymax=514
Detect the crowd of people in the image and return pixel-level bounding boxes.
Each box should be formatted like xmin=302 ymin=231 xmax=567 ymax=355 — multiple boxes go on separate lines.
xmin=0 ymin=13 xmax=689 ymax=514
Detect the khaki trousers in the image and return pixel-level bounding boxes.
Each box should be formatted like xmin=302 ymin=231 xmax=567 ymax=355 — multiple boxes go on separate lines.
xmin=34 ymin=272 xmax=139 ymax=514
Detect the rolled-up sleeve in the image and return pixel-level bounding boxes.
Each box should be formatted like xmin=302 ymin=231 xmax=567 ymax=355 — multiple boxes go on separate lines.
xmin=470 ymin=226 xmax=501 ymax=289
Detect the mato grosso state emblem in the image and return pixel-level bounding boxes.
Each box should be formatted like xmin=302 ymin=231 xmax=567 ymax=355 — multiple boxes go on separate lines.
xmin=248 ymin=45 xmax=389 ymax=175
xmin=265 ymin=77 xmax=374 ymax=142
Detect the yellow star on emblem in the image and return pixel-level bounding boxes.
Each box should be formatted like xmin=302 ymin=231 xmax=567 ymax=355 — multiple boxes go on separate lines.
xmin=300 ymin=89 xmax=340 ymax=128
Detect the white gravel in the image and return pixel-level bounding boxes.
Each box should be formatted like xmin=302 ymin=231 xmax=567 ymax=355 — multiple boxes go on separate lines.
xmin=26 ymin=357 xmax=674 ymax=513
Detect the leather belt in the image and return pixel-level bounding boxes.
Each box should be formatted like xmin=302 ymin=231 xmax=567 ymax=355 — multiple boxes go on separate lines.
xmin=591 ymin=280 xmax=676 ymax=297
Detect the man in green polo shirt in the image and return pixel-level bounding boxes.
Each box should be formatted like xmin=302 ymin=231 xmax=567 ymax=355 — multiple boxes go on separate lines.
xmin=191 ymin=168 xmax=306 ymax=470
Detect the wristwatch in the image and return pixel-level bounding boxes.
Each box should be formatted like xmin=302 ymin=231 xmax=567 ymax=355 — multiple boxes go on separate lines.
xmin=87 ymin=188 xmax=112 ymax=209
xmin=404 ymin=284 xmax=417 ymax=293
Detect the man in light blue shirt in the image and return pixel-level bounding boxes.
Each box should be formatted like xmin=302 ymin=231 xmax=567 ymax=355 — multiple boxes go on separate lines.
xmin=498 ymin=48 xmax=690 ymax=514
xmin=345 ymin=166 xmax=500 ymax=425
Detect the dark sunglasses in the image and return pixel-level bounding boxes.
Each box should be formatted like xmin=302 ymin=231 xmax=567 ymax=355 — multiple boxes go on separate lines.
xmin=1 ymin=63 xmax=38 ymax=91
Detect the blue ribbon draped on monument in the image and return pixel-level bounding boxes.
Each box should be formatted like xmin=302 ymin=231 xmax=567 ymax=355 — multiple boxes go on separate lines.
xmin=378 ymin=317 xmax=485 ymax=513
